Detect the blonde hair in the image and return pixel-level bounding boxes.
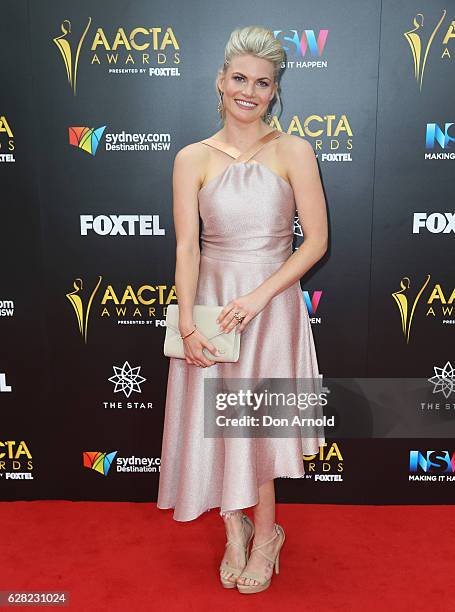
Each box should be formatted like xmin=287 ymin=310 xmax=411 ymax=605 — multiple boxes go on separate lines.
xmin=215 ymin=25 xmax=285 ymax=124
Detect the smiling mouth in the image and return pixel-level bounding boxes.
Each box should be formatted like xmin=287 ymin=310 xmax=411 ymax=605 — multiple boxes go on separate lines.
xmin=234 ymin=99 xmax=258 ymax=108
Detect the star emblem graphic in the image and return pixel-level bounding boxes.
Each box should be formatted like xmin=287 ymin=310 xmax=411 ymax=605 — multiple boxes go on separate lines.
xmin=108 ymin=361 xmax=146 ymax=398
xmin=293 ymin=214 xmax=303 ymax=237
xmin=427 ymin=361 xmax=455 ymax=399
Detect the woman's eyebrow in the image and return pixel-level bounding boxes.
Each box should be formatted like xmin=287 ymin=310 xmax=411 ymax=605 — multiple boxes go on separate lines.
xmin=233 ymin=71 xmax=271 ymax=80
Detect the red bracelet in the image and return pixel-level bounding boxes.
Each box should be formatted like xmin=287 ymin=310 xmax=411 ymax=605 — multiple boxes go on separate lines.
xmin=180 ymin=325 xmax=197 ymax=340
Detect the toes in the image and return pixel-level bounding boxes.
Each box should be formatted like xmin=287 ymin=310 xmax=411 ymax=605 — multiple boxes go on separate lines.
xmin=221 ymin=570 xmax=235 ymax=582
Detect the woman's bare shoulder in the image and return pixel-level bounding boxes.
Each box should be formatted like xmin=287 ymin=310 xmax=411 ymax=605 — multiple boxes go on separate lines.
xmin=174 ymin=139 xmax=213 ymax=173
xmin=277 ymin=132 xmax=314 ymax=155
xmin=172 ymin=140 xmax=211 ymax=188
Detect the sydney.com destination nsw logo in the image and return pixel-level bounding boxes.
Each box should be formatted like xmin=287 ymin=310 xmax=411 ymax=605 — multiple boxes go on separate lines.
xmin=83 ymin=451 xmax=160 ymax=476
xmin=52 ymin=17 xmax=181 ymax=94
xmin=68 ymin=125 xmax=171 ymax=154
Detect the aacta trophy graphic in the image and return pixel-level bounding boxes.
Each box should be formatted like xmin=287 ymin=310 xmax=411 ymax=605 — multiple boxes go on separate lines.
xmin=53 ymin=17 xmax=92 ymax=95
xmin=392 ymin=274 xmax=431 ymax=343
xmin=403 ymin=10 xmax=446 ymax=91
xmin=66 ymin=276 xmax=102 ymax=343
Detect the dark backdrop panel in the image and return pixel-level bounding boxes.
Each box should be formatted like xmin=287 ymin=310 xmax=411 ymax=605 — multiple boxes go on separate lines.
xmin=369 ymin=0 xmax=454 ymax=376
xmin=1 ymin=0 xmax=453 ymax=504
xmin=1 ymin=2 xmax=53 ymax=497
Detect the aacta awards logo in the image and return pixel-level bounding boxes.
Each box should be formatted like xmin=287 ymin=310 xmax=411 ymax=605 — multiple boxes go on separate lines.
xmin=302 ymin=442 xmax=343 ymax=482
xmin=66 ymin=276 xmax=176 ymax=343
xmin=261 ymin=115 xmax=353 ymax=160
xmin=0 ymin=441 xmax=33 ymax=480
xmin=53 ymin=17 xmax=180 ymax=95
xmin=0 ymin=115 xmax=15 ymax=163
xmin=66 ymin=276 xmax=103 ymax=343
xmin=392 ymin=274 xmax=455 ymax=343
xmin=403 ymin=9 xmax=454 ymax=91
xmin=53 ymin=18 xmax=92 ymax=95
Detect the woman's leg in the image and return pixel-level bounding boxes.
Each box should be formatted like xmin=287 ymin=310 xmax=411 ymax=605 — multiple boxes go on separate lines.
xmin=219 ymin=510 xmax=253 ymax=584
xmin=237 ymin=479 xmax=281 ymax=587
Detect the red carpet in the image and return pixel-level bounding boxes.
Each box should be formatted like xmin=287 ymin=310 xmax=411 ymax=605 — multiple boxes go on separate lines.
xmin=1 ymin=501 xmax=452 ymax=611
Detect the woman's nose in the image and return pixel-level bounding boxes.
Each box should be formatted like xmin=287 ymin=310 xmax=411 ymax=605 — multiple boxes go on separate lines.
xmin=242 ymin=83 xmax=255 ymax=96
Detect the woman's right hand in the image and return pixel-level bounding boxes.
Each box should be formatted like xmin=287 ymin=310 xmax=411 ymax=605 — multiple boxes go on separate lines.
xmin=181 ymin=328 xmax=219 ymax=367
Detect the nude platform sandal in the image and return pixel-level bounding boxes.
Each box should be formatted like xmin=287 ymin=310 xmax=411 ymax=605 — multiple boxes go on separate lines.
xmin=236 ymin=523 xmax=286 ymax=594
xmin=219 ymin=513 xmax=255 ymax=589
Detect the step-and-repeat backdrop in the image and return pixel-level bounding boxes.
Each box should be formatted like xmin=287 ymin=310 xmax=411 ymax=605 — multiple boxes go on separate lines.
xmin=1 ymin=1 xmax=454 ymax=505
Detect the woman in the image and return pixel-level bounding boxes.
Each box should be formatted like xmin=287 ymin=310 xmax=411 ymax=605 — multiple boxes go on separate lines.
xmin=157 ymin=25 xmax=328 ymax=594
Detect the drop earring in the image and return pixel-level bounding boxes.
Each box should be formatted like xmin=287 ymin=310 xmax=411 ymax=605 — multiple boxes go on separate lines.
xmin=217 ymin=91 xmax=224 ymax=116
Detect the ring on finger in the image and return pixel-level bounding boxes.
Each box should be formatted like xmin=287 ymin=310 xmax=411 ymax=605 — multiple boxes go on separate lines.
xmin=233 ymin=311 xmax=245 ymax=323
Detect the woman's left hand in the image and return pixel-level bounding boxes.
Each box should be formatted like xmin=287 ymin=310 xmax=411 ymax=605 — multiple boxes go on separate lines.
xmin=216 ymin=289 xmax=272 ymax=334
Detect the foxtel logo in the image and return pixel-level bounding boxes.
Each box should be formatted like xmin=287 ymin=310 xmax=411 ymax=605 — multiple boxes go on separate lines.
xmin=80 ymin=215 xmax=165 ymax=236
xmin=0 ymin=373 xmax=12 ymax=392
xmin=413 ymin=212 xmax=455 ymax=233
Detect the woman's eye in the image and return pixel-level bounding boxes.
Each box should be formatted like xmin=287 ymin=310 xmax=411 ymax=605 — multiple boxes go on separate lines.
xmin=233 ymin=76 xmax=269 ymax=87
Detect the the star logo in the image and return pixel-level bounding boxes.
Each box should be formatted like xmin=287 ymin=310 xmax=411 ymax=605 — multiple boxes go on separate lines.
xmin=108 ymin=361 xmax=146 ymax=398
xmin=427 ymin=361 xmax=455 ymax=399
xmin=293 ymin=214 xmax=303 ymax=237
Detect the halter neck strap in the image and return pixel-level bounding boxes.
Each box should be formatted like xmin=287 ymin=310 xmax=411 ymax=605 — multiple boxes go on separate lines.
xmin=201 ymin=130 xmax=282 ymax=163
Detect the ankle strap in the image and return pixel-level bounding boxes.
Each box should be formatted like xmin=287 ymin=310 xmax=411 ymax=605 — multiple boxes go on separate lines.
xmin=224 ymin=513 xmax=250 ymax=550
xmin=251 ymin=524 xmax=279 ymax=552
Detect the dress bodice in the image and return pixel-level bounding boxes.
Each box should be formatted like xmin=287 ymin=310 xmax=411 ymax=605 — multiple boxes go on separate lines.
xmin=197 ymin=130 xmax=296 ymax=264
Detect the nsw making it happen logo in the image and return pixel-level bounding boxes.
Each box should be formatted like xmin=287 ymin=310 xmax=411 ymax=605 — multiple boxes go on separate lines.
xmin=424 ymin=120 xmax=455 ymax=161
xmin=425 ymin=122 xmax=455 ymax=151
xmin=409 ymin=449 xmax=455 ymax=481
xmin=275 ymin=29 xmax=329 ymax=67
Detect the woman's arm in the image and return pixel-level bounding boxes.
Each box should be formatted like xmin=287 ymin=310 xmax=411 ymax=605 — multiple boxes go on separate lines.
xmin=256 ymin=135 xmax=328 ymax=301
xmin=172 ymin=144 xmax=203 ymax=336
xmin=217 ymin=136 xmax=328 ymax=334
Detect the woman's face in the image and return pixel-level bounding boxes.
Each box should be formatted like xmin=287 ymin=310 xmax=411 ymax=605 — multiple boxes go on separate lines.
xmin=218 ymin=54 xmax=276 ymax=124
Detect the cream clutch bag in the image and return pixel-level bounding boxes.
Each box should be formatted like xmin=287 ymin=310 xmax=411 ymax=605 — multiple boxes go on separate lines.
xmin=163 ymin=304 xmax=241 ymax=362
